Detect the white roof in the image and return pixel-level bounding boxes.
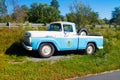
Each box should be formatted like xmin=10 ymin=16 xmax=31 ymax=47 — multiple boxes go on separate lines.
xmin=50 ymin=21 xmax=75 ymax=25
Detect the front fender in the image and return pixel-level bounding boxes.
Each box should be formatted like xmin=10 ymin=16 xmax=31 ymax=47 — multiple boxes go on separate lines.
xmin=31 ymin=37 xmax=61 ymax=50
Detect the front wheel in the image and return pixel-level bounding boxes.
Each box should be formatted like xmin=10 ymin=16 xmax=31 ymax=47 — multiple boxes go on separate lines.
xmin=86 ymin=43 xmax=96 ymax=55
xmin=38 ymin=43 xmax=55 ymax=58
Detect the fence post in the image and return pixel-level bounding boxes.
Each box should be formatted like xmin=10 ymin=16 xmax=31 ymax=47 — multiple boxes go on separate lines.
xmin=6 ymin=22 xmax=10 ymax=29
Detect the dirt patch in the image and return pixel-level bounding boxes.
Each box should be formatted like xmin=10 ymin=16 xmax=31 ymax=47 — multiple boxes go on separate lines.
xmin=8 ymin=55 xmax=71 ymax=64
xmin=27 ymin=56 xmax=71 ymax=64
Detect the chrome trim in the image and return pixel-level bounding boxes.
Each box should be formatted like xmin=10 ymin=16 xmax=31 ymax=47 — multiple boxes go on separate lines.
xmin=22 ymin=43 xmax=32 ymax=51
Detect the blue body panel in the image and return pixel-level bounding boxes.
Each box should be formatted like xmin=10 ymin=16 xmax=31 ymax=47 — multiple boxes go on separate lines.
xmin=31 ymin=37 xmax=78 ymax=51
xmin=78 ymin=37 xmax=103 ymax=49
xmin=30 ymin=36 xmax=103 ymax=51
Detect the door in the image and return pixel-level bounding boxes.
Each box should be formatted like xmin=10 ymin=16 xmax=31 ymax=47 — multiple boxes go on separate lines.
xmin=59 ymin=24 xmax=78 ymax=50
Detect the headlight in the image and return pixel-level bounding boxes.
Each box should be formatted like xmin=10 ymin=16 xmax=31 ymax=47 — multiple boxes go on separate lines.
xmin=25 ymin=32 xmax=31 ymax=37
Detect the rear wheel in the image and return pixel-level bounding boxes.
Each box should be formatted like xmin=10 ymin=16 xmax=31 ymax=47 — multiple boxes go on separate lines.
xmin=86 ymin=43 xmax=96 ymax=55
xmin=38 ymin=43 xmax=55 ymax=58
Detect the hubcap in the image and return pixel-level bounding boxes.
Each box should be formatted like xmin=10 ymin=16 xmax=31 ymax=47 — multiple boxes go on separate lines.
xmin=87 ymin=46 xmax=93 ymax=54
xmin=42 ymin=45 xmax=52 ymax=56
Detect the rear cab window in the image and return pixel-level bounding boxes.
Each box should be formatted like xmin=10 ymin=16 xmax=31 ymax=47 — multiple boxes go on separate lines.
xmin=48 ymin=23 xmax=62 ymax=31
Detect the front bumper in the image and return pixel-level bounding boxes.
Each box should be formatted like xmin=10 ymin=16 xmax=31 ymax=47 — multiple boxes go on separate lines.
xmin=22 ymin=42 xmax=32 ymax=51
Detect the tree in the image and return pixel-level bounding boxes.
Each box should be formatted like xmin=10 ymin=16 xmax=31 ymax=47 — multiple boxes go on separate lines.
xmin=50 ymin=0 xmax=59 ymax=10
xmin=66 ymin=13 xmax=75 ymax=22
xmin=21 ymin=5 xmax=29 ymax=11
xmin=50 ymin=0 xmax=60 ymax=19
xmin=0 ymin=0 xmax=7 ymax=16
xmin=9 ymin=0 xmax=20 ymax=22
xmin=0 ymin=15 xmax=12 ymax=22
xmin=69 ymin=0 xmax=98 ymax=28
xmin=98 ymin=19 xmax=105 ymax=25
xmin=12 ymin=5 xmax=28 ymax=22
xmin=103 ymin=18 xmax=109 ymax=24
xmin=28 ymin=3 xmax=60 ymax=23
xmin=88 ymin=12 xmax=99 ymax=25
xmin=21 ymin=5 xmax=29 ymax=21
xmin=110 ymin=7 xmax=120 ymax=24
xmin=28 ymin=3 xmax=41 ymax=23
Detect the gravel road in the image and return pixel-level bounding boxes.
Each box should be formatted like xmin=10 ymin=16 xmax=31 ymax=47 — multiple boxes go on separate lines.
xmin=27 ymin=55 xmax=71 ymax=63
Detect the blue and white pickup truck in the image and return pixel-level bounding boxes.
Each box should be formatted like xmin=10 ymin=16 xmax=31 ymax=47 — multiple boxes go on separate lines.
xmin=22 ymin=22 xmax=103 ymax=58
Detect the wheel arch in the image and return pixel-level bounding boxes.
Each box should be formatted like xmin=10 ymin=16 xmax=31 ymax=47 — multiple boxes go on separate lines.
xmin=87 ymin=42 xmax=97 ymax=49
xmin=39 ymin=42 xmax=58 ymax=51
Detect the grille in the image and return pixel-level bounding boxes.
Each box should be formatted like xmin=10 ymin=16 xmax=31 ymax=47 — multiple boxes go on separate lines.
xmin=24 ymin=36 xmax=31 ymax=44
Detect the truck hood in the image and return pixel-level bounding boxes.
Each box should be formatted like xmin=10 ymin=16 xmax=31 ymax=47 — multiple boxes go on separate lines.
xmin=25 ymin=31 xmax=63 ymax=37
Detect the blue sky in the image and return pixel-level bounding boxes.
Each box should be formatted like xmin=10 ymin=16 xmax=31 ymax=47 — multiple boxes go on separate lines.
xmin=7 ymin=0 xmax=120 ymax=19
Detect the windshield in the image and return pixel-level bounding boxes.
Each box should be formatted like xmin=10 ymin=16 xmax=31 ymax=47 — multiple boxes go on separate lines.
xmin=48 ymin=23 xmax=62 ymax=31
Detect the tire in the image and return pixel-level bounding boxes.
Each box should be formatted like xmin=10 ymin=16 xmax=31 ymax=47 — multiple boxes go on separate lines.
xmin=38 ymin=43 xmax=55 ymax=58
xmin=78 ymin=28 xmax=89 ymax=36
xmin=86 ymin=43 xmax=96 ymax=55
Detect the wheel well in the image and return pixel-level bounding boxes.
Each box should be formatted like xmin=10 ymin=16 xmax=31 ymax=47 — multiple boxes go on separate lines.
xmin=40 ymin=42 xmax=58 ymax=51
xmin=87 ymin=42 xmax=97 ymax=49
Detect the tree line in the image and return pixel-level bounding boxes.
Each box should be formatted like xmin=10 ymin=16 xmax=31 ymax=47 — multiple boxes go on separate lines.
xmin=0 ymin=0 xmax=61 ymax=23
xmin=0 ymin=0 xmax=120 ymax=26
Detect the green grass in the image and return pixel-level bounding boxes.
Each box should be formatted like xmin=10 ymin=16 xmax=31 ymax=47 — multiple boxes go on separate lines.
xmin=0 ymin=27 xmax=120 ymax=80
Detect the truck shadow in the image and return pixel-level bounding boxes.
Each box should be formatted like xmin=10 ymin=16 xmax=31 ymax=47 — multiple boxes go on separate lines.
xmin=53 ymin=50 xmax=84 ymax=56
xmin=5 ymin=42 xmax=39 ymax=58
xmin=5 ymin=42 xmax=85 ymax=58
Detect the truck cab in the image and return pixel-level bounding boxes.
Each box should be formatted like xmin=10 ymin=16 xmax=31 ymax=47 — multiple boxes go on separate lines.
xmin=23 ymin=21 xmax=103 ymax=58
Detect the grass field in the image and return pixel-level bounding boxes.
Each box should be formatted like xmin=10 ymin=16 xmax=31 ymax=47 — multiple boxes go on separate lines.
xmin=0 ymin=27 xmax=120 ymax=80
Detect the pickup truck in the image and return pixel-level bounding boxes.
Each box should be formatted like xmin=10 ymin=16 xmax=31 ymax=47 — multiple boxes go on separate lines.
xmin=22 ymin=21 xmax=103 ymax=58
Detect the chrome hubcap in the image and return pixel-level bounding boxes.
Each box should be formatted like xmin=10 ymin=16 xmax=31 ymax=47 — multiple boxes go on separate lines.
xmin=42 ymin=45 xmax=51 ymax=55
xmin=87 ymin=46 xmax=93 ymax=54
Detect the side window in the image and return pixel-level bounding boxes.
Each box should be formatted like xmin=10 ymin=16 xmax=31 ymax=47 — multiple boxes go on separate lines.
xmin=63 ymin=24 xmax=73 ymax=32
xmin=54 ymin=25 xmax=61 ymax=31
